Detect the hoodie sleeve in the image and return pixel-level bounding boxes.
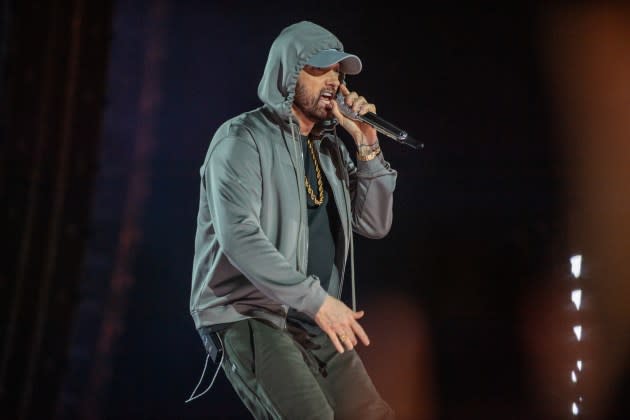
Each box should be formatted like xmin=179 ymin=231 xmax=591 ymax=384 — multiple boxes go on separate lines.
xmin=339 ymin=140 xmax=398 ymax=239
xmin=204 ymin=135 xmax=328 ymax=318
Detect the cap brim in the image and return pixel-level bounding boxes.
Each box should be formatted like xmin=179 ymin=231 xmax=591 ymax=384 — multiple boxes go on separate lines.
xmin=306 ymin=49 xmax=362 ymax=75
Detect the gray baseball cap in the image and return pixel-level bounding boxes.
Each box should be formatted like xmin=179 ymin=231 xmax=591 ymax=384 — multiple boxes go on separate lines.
xmin=306 ymin=49 xmax=362 ymax=75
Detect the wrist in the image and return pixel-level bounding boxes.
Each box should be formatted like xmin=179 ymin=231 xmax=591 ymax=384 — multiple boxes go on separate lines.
xmin=356 ymin=142 xmax=381 ymax=161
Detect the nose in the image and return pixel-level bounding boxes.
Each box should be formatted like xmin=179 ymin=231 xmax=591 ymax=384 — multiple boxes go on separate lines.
xmin=326 ymin=71 xmax=341 ymax=89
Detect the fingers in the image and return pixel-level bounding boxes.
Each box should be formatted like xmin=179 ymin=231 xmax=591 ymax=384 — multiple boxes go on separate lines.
xmin=329 ymin=97 xmax=347 ymax=123
xmin=336 ymin=329 xmax=358 ymax=352
xmin=334 ymin=85 xmax=378 ymax=144
xmin=323 ymin=321 xmax=369 ymax=353
xmin=329 ymin=319 xmax=370 ymax=353
xmin=329 ymin=99 xmax=364 ymax=140
xmin=338 ymin=85 xmax=376 ymax=116
xmin=328 ymin=331 xmax=345 ymax=354
xmin=351 ymin=321 xmax=370 ymax=347
xmin=313 ymin=296 xmax=371 ymax=354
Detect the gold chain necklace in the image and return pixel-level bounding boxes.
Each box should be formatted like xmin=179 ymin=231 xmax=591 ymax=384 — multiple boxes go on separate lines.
xmin=304 ymin=138 xmax=324 ymax=206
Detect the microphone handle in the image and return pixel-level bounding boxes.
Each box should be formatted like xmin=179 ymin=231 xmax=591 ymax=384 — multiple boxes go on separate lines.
xmin=336 ymin=93 xmax=423 ymax=150
xmin=359 ymin=112 xmax=406 ymax=140
xmin=358 ymin=112 xmax=423 ymax=150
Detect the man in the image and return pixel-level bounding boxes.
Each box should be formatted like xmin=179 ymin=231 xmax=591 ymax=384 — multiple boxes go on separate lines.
xmin=190 ymin=20 xmax=397 ymax=419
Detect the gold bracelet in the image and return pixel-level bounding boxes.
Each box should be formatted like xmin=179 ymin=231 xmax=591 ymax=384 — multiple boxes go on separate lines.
xmin=357 ymin=144 xmax=381 ymax=161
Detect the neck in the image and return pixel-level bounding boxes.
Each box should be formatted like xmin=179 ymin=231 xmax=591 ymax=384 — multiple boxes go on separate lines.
xmin=291 ymin=104 xmax=315 ymax=136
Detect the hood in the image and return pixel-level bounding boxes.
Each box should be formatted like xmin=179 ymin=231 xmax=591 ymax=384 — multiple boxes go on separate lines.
xmin=257 ymin=21 xmax=346 ymax=120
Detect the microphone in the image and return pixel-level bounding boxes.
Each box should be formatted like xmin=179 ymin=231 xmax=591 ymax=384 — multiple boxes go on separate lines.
xmin=336 ymin=93 xmax=424 ymax=150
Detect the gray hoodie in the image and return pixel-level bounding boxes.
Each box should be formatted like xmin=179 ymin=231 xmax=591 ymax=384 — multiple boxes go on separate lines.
xmin=190 ymin=21 xmax=398 ymax=330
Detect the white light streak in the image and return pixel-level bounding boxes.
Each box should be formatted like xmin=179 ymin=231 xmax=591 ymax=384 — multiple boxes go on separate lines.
xmin=573 ymin=325 xmax=582 ymax=341
xmin=572 ymin=402 xmax=579 ymax=415
xmin=572 ymin=289 xmax=583 ymax=310
xmin=571 ymin=370 xmax=577 ymax=383
xmin=570 ymin=255 xmax=582 ymax=278
xmin=577 ymin=360 xmax=582 ymax=371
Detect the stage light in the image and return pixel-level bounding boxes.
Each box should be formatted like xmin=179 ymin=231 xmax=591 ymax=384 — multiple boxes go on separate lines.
xmin=572 ymin=402 xmax=579 ymax=415
xmin=570 ymin=255 xmax=582 ymax=278
xmin=571 ymin=289 xmax=582 ymax=310
xmin=568 ymin=255 xmax=585 ymax=417
xmin=573 ymin=325 xmax=582 ymax=341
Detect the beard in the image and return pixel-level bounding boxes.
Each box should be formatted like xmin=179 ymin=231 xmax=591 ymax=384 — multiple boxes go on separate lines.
xmin=293 ymin=81 xmax=333 ymax=122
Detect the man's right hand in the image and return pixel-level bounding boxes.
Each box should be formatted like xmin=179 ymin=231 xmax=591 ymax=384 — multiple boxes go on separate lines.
xmin=313 ymin=295 xmax=370 ymax=353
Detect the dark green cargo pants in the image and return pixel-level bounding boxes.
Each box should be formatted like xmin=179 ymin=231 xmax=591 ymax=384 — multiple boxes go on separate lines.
xmin=219 ymin=318 xmax=395 ymax=420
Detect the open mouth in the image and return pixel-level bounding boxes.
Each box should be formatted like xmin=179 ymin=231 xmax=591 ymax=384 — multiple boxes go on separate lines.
xmin=321 ymin=91 xmax=334 ymax=100
xmin=319 ymin=91 xmax=335 ymax=108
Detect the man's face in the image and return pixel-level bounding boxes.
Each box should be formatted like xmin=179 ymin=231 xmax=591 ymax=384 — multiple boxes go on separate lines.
xmin=293 ymin=63 xmax=342 ymax=122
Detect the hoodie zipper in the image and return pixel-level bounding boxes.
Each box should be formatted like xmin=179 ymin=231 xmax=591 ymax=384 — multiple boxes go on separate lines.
xmin=289 ymin=118 xmax=308 ymax=274
xmin=299 ymin=136 xmax=308 ymax=272
xmin=319 ymin=137 xmax=352 ymax=300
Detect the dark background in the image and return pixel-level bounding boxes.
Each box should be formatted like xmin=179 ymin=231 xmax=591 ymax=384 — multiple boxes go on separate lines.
xmin=2 ymin=1 xmax=628 ymax=419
